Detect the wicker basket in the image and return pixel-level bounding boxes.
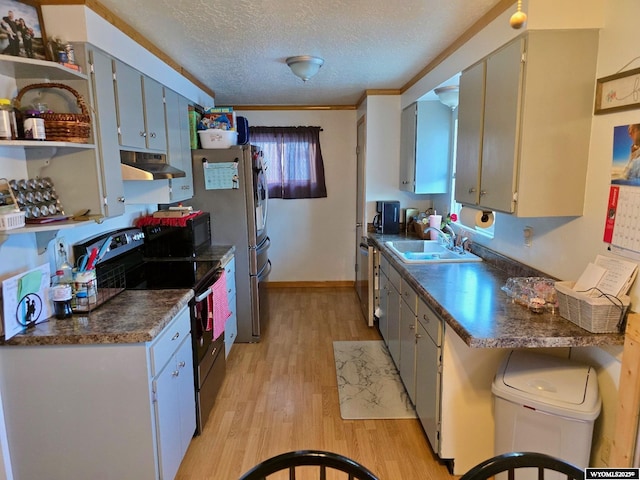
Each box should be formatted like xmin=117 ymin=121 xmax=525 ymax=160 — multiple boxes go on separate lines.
xmin=0 ymin=210 xmax=25 ymax=230
xmin=14 ymin=82 xmax=91 ymax=143
xmin=555 ymin=281 xmax=630 ymax=333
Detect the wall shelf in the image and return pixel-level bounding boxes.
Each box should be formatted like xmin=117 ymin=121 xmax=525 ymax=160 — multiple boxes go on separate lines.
xmin=0 ymin=54 xmax=87 ymax=81
xmin=0 ymin=219 xmax=96 ymax=253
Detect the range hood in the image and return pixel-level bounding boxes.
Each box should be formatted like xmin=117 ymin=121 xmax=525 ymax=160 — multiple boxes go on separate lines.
xmin=120 ymin=151 xmax=186 ymax=180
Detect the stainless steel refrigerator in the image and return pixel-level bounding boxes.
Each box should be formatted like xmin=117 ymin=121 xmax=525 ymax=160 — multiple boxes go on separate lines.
xmin=189 ymin=145 xmax=271 ymax=342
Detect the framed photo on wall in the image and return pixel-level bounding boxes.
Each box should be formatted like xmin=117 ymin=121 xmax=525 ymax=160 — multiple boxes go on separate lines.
xmin=0 ymin=0 xmax=47 ymax=60
xmin=595 ymin=67 xmax=640 ymax=115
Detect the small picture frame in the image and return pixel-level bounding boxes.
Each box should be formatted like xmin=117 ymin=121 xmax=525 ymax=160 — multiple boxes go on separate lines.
xmin=595 ymin=67 xmax=640 ymax=115
xmin=0 ymin=0 xmax=47 ymax=60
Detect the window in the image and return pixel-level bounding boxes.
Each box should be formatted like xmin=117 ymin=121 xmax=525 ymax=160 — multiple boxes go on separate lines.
xmin=249 ymin=126 xmax=327 ymax=199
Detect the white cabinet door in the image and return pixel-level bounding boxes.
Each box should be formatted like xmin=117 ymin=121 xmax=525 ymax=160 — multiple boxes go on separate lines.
xmin=87 ymin=46 xmax=126 ymax=217
xmin=454 ymin=60 xmax=484 ymax=207
xmin=114 ymin=60 xmax=146 ymax=149
xmin=377 ymin=268 xmax=389 ymax=343
xmin=154 ymin=334 xmax=195 ymax=480
xmin=165 ymin=88 xmax=194 ymax=202
xmin=386 ymin=276 xmax=401 ymax=368
xmin=224 ymin=256 xmax=237 ymax=357
xmin=399 ymin=103 xmax=417 ymax=191
xmin=114 ymin=60 xmax=167 ymax=152
xmin=400 ymin=101 xmax=452 ymax=194
xmin=479 ymin=38 xmax=522 ymax=213
xmin=399 ymin=299 xmax=416 ymax=403
xmin=143 ymin=76 xmax=167 ymax=151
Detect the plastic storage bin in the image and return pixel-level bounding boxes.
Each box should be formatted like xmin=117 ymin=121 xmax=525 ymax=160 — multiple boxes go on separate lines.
xmin=198 ymin=129 xmax=237 ymax=148
xmin=492 ymin=350 xmax=600 ymax=470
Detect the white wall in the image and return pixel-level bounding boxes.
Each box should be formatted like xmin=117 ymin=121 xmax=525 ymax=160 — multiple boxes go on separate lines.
xmin=357 ymin=96 xmax=434 ymax=227
xmin=240 ymin=110 xmax=357 ymax=282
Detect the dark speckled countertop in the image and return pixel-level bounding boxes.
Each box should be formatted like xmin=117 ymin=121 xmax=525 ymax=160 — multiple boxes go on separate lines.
xmin=369 ymin=233 xmax=625 ymax=348
xmin=4 ymin=245 xmax=235 ymax=347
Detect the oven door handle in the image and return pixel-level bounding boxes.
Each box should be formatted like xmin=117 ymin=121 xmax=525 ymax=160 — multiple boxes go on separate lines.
xmin=195 ymin=288 xmax=212 ymax=303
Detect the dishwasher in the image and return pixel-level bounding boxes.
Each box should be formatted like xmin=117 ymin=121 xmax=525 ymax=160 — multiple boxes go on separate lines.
xmin=357 ymin=237 xmax=377 ymax=327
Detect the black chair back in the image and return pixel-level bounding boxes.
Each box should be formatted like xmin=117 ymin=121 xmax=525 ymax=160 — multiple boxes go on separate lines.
xmin=459 ymin=452 xmax=584 ymax=480
xmin=238 ymin=450 xmax=380 ymax=480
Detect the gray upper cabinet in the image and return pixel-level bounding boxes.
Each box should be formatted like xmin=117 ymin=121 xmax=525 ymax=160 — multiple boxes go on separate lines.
xmin=455 ymin=30 xmax=598 ymax=217
xmin=114 ymin=60 xmax=167 ymax=152
xmin=165 ymin=88 xmax=193 ymax=202
xmin=86 ymin=46 xmax=126 ymax=217
xmin=400 ymin=101 xmax=451 ymax=194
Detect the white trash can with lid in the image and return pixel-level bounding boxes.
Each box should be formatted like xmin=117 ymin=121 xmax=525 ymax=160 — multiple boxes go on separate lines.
xmin=492 ymin=350 xmax=601 ymax=469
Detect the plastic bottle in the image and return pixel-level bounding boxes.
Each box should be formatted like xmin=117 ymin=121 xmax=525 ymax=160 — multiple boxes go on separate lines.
xmin=0 ymin=98 xmax=17 ymax=140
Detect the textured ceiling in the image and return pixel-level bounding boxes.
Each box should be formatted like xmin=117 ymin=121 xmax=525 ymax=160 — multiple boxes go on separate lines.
xmin=97 ymin=0 xmax=505 ymax=106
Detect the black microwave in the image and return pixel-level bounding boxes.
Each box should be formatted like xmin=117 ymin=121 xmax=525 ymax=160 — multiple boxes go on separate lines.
xmin=143 ymin=212 xmax=211 ymax=258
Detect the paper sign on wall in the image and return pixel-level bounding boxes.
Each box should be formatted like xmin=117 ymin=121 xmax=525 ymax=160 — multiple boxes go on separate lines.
xmin=1 ymin=264 xmax=51 ymax=340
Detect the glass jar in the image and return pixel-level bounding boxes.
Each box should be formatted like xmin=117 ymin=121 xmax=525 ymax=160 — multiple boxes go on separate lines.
xmin=0 ymin=98 xmax=17 ymax=140
xmin=23 ymin=109 xmax=45 ymax=140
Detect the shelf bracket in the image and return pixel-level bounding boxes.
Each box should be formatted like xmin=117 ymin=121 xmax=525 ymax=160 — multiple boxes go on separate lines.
xmin=0 ymin=230 xmax=57 ymax=254
xmin=35 ymin=230 xmax=57 ymax=254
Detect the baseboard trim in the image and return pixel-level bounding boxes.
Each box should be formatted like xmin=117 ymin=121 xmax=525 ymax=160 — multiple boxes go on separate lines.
xmin=266 ymin=281 xmax=355 ymax=288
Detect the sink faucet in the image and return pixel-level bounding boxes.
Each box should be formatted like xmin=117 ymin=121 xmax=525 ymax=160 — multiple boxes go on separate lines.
xmin=422 ymin=226 xmax=455 ymax=250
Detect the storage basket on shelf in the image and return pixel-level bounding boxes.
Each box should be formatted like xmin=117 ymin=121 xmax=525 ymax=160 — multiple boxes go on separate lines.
xmin=554 ymin=281 xmax=630 ymax=333
xmin=14 ymin=83 xmax=91 ymax=143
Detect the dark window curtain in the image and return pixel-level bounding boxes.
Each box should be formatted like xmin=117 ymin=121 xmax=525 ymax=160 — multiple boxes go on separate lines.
xmin=249 ymin=126 xmax=327 ymax=199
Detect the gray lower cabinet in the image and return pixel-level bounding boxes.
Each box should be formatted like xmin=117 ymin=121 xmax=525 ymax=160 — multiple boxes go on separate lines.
xmin=415 ymin=299 xmax=442 ymax=455
xmin=386 ymin=273 xmax=401 ymax=368
xmin=399 ymin=283 xmax=417 ymax=403
xmin=377 ymin=267 xmax=389 ymax=343
xmin=0 ymin=306 xmax=195 ymax=480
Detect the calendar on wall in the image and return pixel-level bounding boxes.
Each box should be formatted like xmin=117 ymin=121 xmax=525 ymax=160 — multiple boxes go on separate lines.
xmin=604 ymin=185 xmax=640 ymax=251
xmin=604 ymin=124 xmax=640 ymax=254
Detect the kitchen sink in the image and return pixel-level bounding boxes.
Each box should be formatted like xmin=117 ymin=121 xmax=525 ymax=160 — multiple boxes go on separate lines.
xmin=385 ymin=240 xmax=482 ymax=264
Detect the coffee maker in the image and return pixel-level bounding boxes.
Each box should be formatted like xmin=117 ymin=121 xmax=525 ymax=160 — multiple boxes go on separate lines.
xmin=373 ymin=201 xmax=400 ymax=234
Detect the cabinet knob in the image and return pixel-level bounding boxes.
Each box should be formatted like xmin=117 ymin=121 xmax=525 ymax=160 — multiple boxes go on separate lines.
xmin=117 ymin=196 xmax=126 ymax=203
xmin=409 ymin=324 xmax=415 ymax=330
xmin=416 ymin=333 xmax=423 ymax=339
xmin=149 ymin=132 xmax=157 ymax=138
xmin=468 ymin=187 xmax=477 ymax=194
xmin=171 ymin=331 xmax=180 ymax=341
xmin=423 ymin=314 xmax=430 ymax=322
xmin=178 ymin=361 xmax=186 ymax=368
xmin=171 ymin=370 xmax=179 ymax=377
xmin=480 ymin=190 xmax=487 ymax=197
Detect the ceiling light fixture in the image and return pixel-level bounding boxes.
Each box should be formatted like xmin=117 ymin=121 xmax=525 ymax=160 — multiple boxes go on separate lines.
xmin=434 ymin=85 xmax=459 ymax=110
xmin=286 ymin=55 xmax=324 ymax=82
xmin=510 ymin=0 xmax=527 ymax=29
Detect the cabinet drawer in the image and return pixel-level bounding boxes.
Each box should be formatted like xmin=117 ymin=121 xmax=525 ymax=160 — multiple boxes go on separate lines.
xmin=150 ymin=306 xmax=191 ymax=376
xmin=400 ymin=282 xmax=417 ymax=315
xmin=388 ymin=263 xmax=401 ymax=292
xmin=224 ymin=257 xmax=236 ymax=295
xmin=417 ymin=300 xmax=442 ymax=346
xmin=379 ymin=253 xmax=390 ymax=276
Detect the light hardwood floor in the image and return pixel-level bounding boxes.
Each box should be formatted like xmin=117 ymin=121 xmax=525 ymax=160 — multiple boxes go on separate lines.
xmin=176 ymin=287 xmax=456 ymax=480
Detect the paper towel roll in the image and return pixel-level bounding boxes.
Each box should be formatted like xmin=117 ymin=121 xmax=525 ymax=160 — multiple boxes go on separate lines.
xmin=428 ymin=214 xmax=441 ymax=240
xmin=459 ymin=207 xmax=494 ymax=229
